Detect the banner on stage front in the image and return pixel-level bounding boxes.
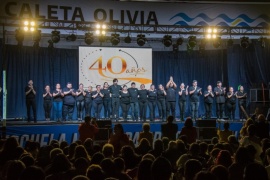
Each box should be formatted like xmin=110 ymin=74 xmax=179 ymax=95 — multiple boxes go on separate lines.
xmin=79 ymin=47 xmax=152 ymax=88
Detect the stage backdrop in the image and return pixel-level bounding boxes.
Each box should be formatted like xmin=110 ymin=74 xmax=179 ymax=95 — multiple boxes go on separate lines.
xmin=79 ymin=47 xmax=152 ymax=89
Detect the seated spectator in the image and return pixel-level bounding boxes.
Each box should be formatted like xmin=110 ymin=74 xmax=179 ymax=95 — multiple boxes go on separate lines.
xmin=86 ymin=164 xmax=105 ymax=180
xmin=5 ymin=160 xmax=26 ymax=180
xmin=228 ymin=135 xmax=239 ymax=153
xmin=74 ymin=157 xmax=89 ymax=176
xmin=83 ymin=138 xmax=95 ymax=156
xmin=240 ymin=118 xmax=253 ymax=139
xmin=162 ymin=137 xmax=170 ymax=151
xmin=265 ymin=148 xmax=270 ymax=179
xmin=211 ymin=137 xmax=219 ymax=145
xmin=136 ymin=159 xmax=153 ymax=180
xmin=199 ymin=142 xmax=210 ymax=161
xmin=78 ymin=116 xmax=99 ymax=143
xmin=100 ymin=158 xmax=116 ymax=178
xmin=255 ymin=114 xmax=269 ymax=140
xmin=151 ymin=157 xmax=172 ymax=180
xmin=20 ymin=166 xmax=46 ymax=180
xmin=211 ymin=165 xmax=229 ymax=180
xmin=217 ymin=122 xmax=233 ymax=143
xmin=179 ymin=117 xmax=197 ymax=144
xmin=90 ymin=152 xmax=105 ymax=165
xmin=71 ymin=145 xmax=91 ymax=163
xmin=67 ymin=142 xmax=78 ymax=160
xmin=138 ymin=123 xmax=153 ymax=147
xmin=72 ymin=175 xmax=89 ymax=180
xmin=120 ymin=145 xmax=141 ymax=170
xmin=60 ymin=141 xmax=69 ymax=150
xmin=149 ymin=139 xmax=164 ymax=158
xmin=194 ymin=171 xmax=217 ymax=180
xmin=162 ymin=141 xmax=179 ymax=171
xmin=215 ymin=150 xmax=233 ymax=168
xmin=135 ymin=138 xmax=152 ymax=156
xmin=0 ymin=137 xmax=19 ymax=166
xmin=20 ymin=155 xmax=35 ymax=167
xmin=244 ymin=162 xmax=268 ymax=180
xmin=108 ymin=124 xmax=130 ymax=156
xmin=114 ymin=157 xmax=132 ymax=180
xmin=184 ymin=159 xmax=202 ymax=180
xmin=161 ymin=116 xmax=178 ymax=141
xmin=141 ymin=153 xmax=155 ymax=161
xmin=102 ymin=143 xmax=114 ymax=159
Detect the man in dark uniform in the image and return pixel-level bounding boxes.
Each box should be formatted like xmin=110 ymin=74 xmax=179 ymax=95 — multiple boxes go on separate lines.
xmin=236 ymin=85 xmax=247 ymax=120
xmin=128 ymin=82 xmax=139 ymax=121
xmin=25 ymin=80 xmax=37 ymax=122
xmin=157 ymin=84 xmax=167 ymax=121
xmin=189 ymin=80 xmax=202 ymax=120
xmin=165 ymin=76 xmax=177 ymax=120
xmin=62 ymin=82 xmax=76 ymax=121
xmin=214 ymin=81 xmax=226 ymax=119
xmin=109 ymin=78 xmax=122 ymax=120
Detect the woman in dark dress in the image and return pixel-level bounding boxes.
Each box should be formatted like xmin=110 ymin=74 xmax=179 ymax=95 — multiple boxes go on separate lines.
xmin=226 ymin=87 xmax=236 ymax=120
xmin=92 ymin=85 xmax=104 ymax=119
xmin=120 ymin=85 xmax=130 ymax=121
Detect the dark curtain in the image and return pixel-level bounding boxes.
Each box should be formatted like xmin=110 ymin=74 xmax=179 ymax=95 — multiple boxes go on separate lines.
xmin=0 ymin=42 xmax=269 ymax=120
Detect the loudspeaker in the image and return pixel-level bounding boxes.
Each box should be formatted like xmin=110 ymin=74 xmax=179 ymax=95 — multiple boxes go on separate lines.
xmin=197 ymin=128 xmax=217 ymax=140
xmin=95 ymin=120 xmax=112 ymax=141
xmin=196 ymin=120 xmax=216 ymax=127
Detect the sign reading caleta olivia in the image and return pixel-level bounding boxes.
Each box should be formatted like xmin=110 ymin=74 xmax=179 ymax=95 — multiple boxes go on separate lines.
xmin=1 ymin=0 xmax=270 ymax=27
xmin=79 ymin=47 xmax=152 ymax=88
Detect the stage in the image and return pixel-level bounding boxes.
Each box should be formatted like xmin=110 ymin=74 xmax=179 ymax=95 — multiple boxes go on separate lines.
xmin=1 ymin=119 xmax=245 ymax=147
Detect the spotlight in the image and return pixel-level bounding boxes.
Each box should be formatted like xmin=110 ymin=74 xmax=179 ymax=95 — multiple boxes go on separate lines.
xmin=66 ymin=34 xmax=77 ymax=42
xmin=176 ymin=37 xmax=183 ymax=46
xmin=240 ymin=37 xmax=249 ymax=48
xmin=23 ymin=20 xmax=36 ymax=32
xmin=187 ymin=36 xmax=197 ymax=49
xmin=51 ymin=30 xmax=60 ymax=43
xmin=227 ymin=39 xmax=234 ymax=46
xmin=33 ymin=30 xmax=41 ymax=48
xmin=110 ymin=33 xmax=120 ymax=46
xmin=213 ymin=37 xmax=221 ymax=48
xmin=124 ymin=35 xmax=131 ymax=43
xmin=85 ymin=33 xmax=94 ymax=45
xmin=206 ymin=27 xmax=218 ymax=39
xmin=95 ymin=23 xmax=106 ymax=35
xmin=162 ymin=35 xmax=172 ymax=47
xmin=137 ymin=34 xmax=146 ymax=46
xmin=48 ymin=40 xmax=54 ymax=48
xmin=15 ymin=29 xmax=24 ymax=46
xmin=259 ymin=37 xmax=267 ymax=48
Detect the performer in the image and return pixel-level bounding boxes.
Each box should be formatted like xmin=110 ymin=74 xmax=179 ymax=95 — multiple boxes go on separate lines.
xmin=25 ymin=80 xmax=37 ymax=122
xmin=204 ymin=85 xmax=214 ymax=119
xmin=128 ymin=82 xmax=139 ymax=121
xmin=84 ymin=86 xmax=93 ymax=117
xmin=53 ymin=83 xmax=64 ymax=121
xmin=102 ymin=82 xmax=111 ymax=119
xmin=157 ymin=84 xmax=167 ymax=121
xmin=214 ymin=81 xmax=226 ymax=119
xmin=62 ymin=82 xmax=76 ymax=121
xmin=189 ymin=80 xmax=202 ymax=120
xmin=43 ymin=85 xmax=52 ymax=121
xmin=178 ymin=83 xmax=189 ymax=121
xmin=138 ymin=84 xmax=148 ymax=121
xmin=166 ymin=76 xmax=177 ymax=120
xmin=236 ymin=85 xmax=247 ymax=120
xmin=92 ymin=85 xmax=104 ymax=119
xmin=109 ymin=78 xmax=122 ymax=120
xmin=226 ymin=87 xmax=237 ymax=120
xmin=76 ymin=83 xmax=86 ymax=121
xmin=120 ymin=85 xmax=131 ymax=121
xmin=148 ymin=84 xmax=157 ymax=121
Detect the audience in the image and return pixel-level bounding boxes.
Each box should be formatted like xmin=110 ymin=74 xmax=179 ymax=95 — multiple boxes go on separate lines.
xmin=0 ymin=115 xmax=269 ymax=180
xmin=179 ymin=117 xmax=197 ymax=144
xmin=138 ymin=123 xmax=154 ymax=146
xmin=78 ymin=116 xmax=99 ymax=143
xmin=217 ymin=122 xmax=233 ymax=143
xmin=161 ymin=115 xmax=178 ymax=141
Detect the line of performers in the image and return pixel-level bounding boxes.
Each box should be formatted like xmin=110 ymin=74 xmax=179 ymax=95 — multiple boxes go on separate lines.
xmin=25 ymin=77 xmax=247 ymax=122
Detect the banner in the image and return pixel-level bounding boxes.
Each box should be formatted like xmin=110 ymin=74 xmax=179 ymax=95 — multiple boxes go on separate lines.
xmin=79 ymin=47 xmax=152 ymax=88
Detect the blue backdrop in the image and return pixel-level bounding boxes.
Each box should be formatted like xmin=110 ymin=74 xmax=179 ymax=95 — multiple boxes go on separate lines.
xmin=1 ymin=40 xmax=270 ymax=120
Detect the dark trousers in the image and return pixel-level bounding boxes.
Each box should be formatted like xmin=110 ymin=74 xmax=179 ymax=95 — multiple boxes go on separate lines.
xmin=227 ymin=102 xmax=236 ymax=120
xmin=239 ymin=100 xmax=246 ymax=119
xmin=93 ymin=101 xmax=103 ymax=119
xmin=166 ymin=101 xmax=176 ymax=119
xmin=216 ymin=103 xmax=224 ymax=119
xmin=112 ymin=98 xmax=120 ymax=118
xmin=148 ymin=101 xmax=156 ymax=121
xmin=190 ymin=101 xmax=199 ymax=120
xmin=85 ymin=101 xmax=92 ymax=117
xmin=43 ymin=101 xmax=52 ymax=119
xmin=121 ymin=102 xmax=130 ymax=120
xmin=62 ymin=104 xmax=74 ymax=121
xmin=130 ymin=102 xmax=139 ymax=120
xmin=204 ymin=102 xmax=212 ymax=119
xmin=157 ymin=99 xmax=166 ymax=120
xmin=76 ymin=100 xmax=85 ymax=119
xmin=103 ymin=98 xmax=111 ymax=118
xmin=139 ymin=101 xmax=148 ymax=121
xmin=53 ymin=101 xmax=63 ymax=120
xmin=26 ymin=99 xmax=37 ymax=122
xmin=179 ymin=101 xmax=186 ymax=121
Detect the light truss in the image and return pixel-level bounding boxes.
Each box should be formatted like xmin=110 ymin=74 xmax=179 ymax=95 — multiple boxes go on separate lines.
xmin=1 ymin=16 xmax=270 ymax=36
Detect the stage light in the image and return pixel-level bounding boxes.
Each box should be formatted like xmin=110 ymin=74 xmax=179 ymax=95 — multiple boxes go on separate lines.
xmin=162 ymin=35 xmax=172 ymax=47
xmin=259 ymin=37 xmax=267 ymax=48
xmin=213 ymin=37 xmax=221 ymax=48
xmin=207 ymin=28 xmax=212 ymax=33
xmin=110 ymin=33 xmax=120 ymax=46
xmin=124 ymin=35 xmax=131 ymax=43
xmin=137 ymin=34 xmax=146 ymax=46
xmin=227 ymin=39 xmax=234 ymax=46
xmin=187 ymin=36 xmax=197 ymax=49
xmin=206 ymin=27 xmax=218 ymax=39
xmin=176 ymin=37 xmax=183 ymax=46
xmin=95 ymin=23 xmax=106 ymax=35
xmin=51 ymin=30 xmax=60 ymax=43
xmin=102 ymin=24 xmax=106 ymax=29
xmin=15 ymin=29 xmax=24 ymax=46
xmin=48 ymin=40 xmax=54 ymax=48
xmin=240 ymin=37 xmax=249 ymax=48
xmin=85 ymin=32 xmax=94 ymax=45
xmin=66 ymin=34 xmax=77 ymax=42
xmin=33 ymin=30 xmax=41 ymax=48
xmin=23 ymin=20 xmax=36 ymax=32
